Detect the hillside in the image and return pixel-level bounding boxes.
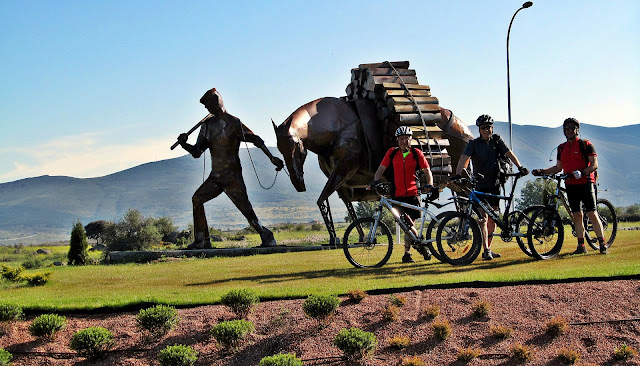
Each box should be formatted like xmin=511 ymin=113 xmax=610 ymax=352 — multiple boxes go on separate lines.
xmin=0 ymin=123 xmax=638 ymax=244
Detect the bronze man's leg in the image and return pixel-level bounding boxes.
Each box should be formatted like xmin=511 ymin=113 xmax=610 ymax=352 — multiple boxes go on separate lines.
xmin=224 ymin=175 xmax=276 ymax=247
xmin=192 ymin=175 xmax=224 ymax=247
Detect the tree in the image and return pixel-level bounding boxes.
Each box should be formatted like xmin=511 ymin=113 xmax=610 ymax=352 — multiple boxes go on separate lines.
xmin=152 ymin=217 xmax=177 ymax=240
xmin=515 ymin=179 xmax=553 ymax=211
xmin=84 ymin=220 xmax=112 ymax=246
xmin=345 ymin=201 xmax=395 ymax=229
xmin=68 ymin=221 xmax=89 ymax=265
xmin=106 ymin=209 xmax=162 ymax=251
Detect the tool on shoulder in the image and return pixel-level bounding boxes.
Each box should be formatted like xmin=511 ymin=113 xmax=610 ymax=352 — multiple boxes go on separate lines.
xmin=170 ymin=113 xmax=213 ymax=150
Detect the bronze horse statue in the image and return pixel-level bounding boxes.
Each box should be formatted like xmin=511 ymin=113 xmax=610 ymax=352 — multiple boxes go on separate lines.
xmin=273 ymin=97 xmax=472 ymax=246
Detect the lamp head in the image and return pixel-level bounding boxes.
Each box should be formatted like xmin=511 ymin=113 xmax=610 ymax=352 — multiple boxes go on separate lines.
xmin=523 ymin=1 xmax=533 ymax=8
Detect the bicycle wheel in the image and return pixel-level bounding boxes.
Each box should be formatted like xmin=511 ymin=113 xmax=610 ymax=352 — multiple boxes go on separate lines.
xmin=527 ymin=207 xmax=564 ymax=260
xmin=436 ymin=211 xmax=482 ymax=265
xmin=515 ymin=205 xmax=543 ymax=257
xmin=425 ymin=212 xmax=448 ymax=262
xmin=343 ymin=217 xmax=393 ymax=268
xmin=584 ymin=198 xmax=618 ymax=250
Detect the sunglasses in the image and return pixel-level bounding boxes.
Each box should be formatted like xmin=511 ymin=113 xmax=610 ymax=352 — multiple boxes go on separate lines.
xmin=480 ymin=125 xmax=492 ymax=131
xmin=564 ymin=126 xmax=579 ymax=130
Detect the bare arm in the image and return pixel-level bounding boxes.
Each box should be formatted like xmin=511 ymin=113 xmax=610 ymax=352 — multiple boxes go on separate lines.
xmin=584 ymin=155 xmax=598 ymax=175
xmin=373 ymin=165 xmax=387 ymax=182
xmin=455 ymin=154 xmax=471 ymax=176
xmin=423 ymin=168 xmax=433 ymax=186
xmin=506 ymin=150 xmax=523 ymax=169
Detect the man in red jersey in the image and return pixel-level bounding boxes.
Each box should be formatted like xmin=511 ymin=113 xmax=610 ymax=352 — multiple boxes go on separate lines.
xmin=370 ymin=126 xmax=435 ymax=263
xmin=532 ymin=118 xmax=607 ymax=254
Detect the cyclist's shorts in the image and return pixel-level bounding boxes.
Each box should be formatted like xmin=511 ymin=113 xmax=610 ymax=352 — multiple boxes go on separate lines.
xmin=565 ymin=183 xmax=597 ymax=213
xmin=476 ymin=185 xmax=501 ymax=207
xmin=392 ymin=196 xmax=421 ymax=220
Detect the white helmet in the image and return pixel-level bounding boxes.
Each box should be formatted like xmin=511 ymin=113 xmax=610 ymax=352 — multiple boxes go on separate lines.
xmin=395 ymin=126 xmax=412 ymax=137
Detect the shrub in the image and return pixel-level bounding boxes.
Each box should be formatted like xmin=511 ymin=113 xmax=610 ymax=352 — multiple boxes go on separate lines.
xmin=302 ymin=294 xmax=340 ymax=322
xmin=422 ymin=304 xmax=440 ymax=320
xmin=0 ymin=348 xmax=12 ymax=366
xmin=137 ymin=305 xmax=179 ymax=336
xmin=68 ymin=221 xmax=89 ymax=265
xmin=546 ymin=316 xmax=568 ymax=337
xmin=1 ymin=264 xmax=24 ymax=281
xmin=259 ymin=353 xmax=303 ymax=366
xmin=311 ymin=223 xmax=323 ymax=231
xmin=346 ymin=289 xmax=367 ymax=303
xmin=382 ymin=304 xmax=400 ymax=322
xmin=0 ymin=304 xmax=23 ymax=322
xmin=69 ymin=326 xmax=114 ymax=360
xmin=490 ymin=324 xmax=513 ymax=339
xmin=220 ymin=289 xmax=260 ymax=318
xmin=23 ymin=272 xmax=52 ymax=286
xmin=400 ymin=355 xmax=425 ymax=366
xmin=431 ymin=318 xmax=452 ymax=341
xmin=21 ymin=258 xmax=45 ymax=269
xmin=557 ymin=347 xmax=580 ymax=364
xmin=28 ymin=314 xmax=66 ymax=338
xmin=613 ymin=344 xmax=637 ymax=360
xmin=210 ymin=319 xmax=253 ymax=349
xmin=456 ymin=347 xmax=481 ymax=363
xmin=158 ymin=344 xmax=198 ymax=366
xmin=472 ymin=299 xmax=491 ymax=318
xmin=388 ymin=335 xmax=410 ymax=349
xmin=510 ymin=343 xmax=533 ymax=362
xmin=333 ymin=327 xmax=377 ymax=361
xmin=389 ymin=294 xmax=407 ymax=307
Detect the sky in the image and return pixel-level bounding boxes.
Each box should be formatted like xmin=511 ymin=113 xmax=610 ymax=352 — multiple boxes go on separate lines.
xmin=0 ymin=0 xmax=638 ymax=184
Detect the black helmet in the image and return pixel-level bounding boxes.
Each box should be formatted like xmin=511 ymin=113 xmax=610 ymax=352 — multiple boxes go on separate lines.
xmin=475 ymin=114 xmax=494 ymax=127
xmin=563 ymin=117 xmax=580 ymax=127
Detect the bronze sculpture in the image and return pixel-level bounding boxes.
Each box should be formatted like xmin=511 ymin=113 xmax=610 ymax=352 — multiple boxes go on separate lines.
xmin=273 ymin=97 xmax=472 ymax=246
xmin=176 ymin=88 xmax=284 ymax=249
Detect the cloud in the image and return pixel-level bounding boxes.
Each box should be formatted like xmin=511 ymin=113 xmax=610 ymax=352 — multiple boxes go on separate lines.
xmin=0 ymin=131 xmax=185 ymax=183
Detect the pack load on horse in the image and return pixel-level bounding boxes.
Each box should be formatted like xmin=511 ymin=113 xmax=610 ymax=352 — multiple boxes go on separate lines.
xmin=273 ymin=61 xmax=473 ymax=246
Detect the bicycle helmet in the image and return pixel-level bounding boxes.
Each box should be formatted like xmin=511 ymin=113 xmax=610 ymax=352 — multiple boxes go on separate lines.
xmin=475 ymin=114 xmax=494 ymax=127
xmin=395 ymin=126 xmax=412 ymax=137
xmin=563 ymin=117 xmax=580 ymax=127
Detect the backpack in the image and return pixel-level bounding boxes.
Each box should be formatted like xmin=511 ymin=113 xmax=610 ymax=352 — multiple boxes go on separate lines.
xmin=383 ymin=147 xmax=420 ymax=196
xmin=557 ymin=139 xmax=598 ymax=181
xmin=493 ymin=135 xmax=512 ymax=185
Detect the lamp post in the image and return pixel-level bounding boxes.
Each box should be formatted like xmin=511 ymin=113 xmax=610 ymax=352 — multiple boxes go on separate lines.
xmin=507 ymin=1 xmax=533 ymax=150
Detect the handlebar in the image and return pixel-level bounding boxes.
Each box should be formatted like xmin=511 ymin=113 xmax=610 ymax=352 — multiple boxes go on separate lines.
xmin=537 ymin=173 xmax=571 ymax=180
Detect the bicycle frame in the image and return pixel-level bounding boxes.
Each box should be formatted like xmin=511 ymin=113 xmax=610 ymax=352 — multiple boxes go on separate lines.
xmin=364 ymin=184 xmax=449 ymax=245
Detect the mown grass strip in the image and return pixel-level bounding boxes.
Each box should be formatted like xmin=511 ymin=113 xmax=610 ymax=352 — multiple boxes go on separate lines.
xmin=2 ymin=229 xmax=639 ymax=312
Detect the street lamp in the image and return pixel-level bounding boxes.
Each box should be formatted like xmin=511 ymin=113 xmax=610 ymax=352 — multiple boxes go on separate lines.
xmin=507 ymin=1 xmax=533 ymax=150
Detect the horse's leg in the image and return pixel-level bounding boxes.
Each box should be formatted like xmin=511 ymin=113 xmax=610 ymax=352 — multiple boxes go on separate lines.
xmin=317 ymin=159 xmax=358 ymax=247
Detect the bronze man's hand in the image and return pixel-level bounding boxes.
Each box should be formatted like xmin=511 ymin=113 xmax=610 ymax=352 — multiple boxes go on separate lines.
xmin=272 ymin=157 xmax=284 ymax=171
xmin=177 ymin=133 xmax=189 ymax=145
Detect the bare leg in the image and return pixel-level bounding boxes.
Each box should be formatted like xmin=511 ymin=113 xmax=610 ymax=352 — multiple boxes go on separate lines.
xmin=585 ymin=210 xmax=604 ymax=238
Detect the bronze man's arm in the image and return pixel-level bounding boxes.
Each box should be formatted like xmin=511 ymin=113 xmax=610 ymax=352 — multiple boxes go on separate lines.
xmin=241 ymin=124 xmax=284 ymax=170
xmin=177 ymin=133 xmax=203 ymax=158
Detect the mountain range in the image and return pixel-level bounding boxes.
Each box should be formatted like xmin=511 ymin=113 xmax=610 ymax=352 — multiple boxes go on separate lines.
xmin=1 ymin=122 xmax=638 ymax=244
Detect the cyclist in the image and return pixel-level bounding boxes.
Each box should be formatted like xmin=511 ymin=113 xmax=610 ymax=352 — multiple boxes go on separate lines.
xmin=369 ymin=126 xmax=436 ymax=263
xmin=532 ymin=117 xmax=607 ymax=254
xmin=452 ymin=114 xmax=528 ymax=260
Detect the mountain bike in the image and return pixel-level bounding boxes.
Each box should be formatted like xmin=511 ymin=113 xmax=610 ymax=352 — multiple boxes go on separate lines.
xmin=342 ymin=182 xmax=453 ymax=268
xmin=442 ymin=171 xmax=537 ymax=264
xmin=527 ymin=174 xmax=618 ymax=260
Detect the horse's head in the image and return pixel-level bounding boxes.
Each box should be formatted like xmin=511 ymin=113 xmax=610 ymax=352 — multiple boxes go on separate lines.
xmin=273 ymin=119 xmax=307 ymax=192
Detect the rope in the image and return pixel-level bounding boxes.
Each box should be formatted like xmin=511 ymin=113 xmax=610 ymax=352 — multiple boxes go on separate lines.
xmin=383 ymin=61 xmax=445 ymax=174
xmin=240 ymin=124 xmax=279 ymax=190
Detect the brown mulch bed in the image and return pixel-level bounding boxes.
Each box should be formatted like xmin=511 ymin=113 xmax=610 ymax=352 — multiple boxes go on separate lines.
xmin=2 ymin=279 xmax=639 ymax=365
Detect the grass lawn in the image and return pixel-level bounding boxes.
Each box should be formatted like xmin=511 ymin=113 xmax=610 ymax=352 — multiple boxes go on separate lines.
xmin=1 ymin=226 xmax=639 ymax=312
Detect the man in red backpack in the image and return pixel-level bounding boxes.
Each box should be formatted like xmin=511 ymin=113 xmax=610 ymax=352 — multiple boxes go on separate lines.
xmin=369 ymin=126 xmax=436 ymax=263
xmin=532 ymin=117 xmax=608 ymax=254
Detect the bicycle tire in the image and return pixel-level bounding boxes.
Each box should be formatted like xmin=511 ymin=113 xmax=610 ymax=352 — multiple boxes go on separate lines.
xmin=425 ymin=212 xmax=448 ymax=262
xmin=584 ymin=198 xmax=618 ymax=250
xmin=343 ymin=217 xmax=393 ymax=268
xmin=515 ymin=205 xmax=544 ymax=257
xmin=436 ymin=211 xmax=482 ymax=265
xmin=527 ymin=207 xmax=564 ymax=260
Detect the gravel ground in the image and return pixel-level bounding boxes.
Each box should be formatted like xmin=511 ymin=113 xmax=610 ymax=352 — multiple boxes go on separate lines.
xmin=1 ymin=279 xmax=639 ymax=365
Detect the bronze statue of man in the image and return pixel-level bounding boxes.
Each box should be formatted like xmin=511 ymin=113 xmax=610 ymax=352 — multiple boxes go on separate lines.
xmin=177 ymin=88 xmax=284 ymax=249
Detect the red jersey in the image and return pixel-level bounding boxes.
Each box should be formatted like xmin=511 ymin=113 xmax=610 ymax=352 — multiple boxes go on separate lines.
xmin=381 ymin=147 xmax=429 ymax=197
xmin=557 ymin=138 xmax=597 ymax=185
